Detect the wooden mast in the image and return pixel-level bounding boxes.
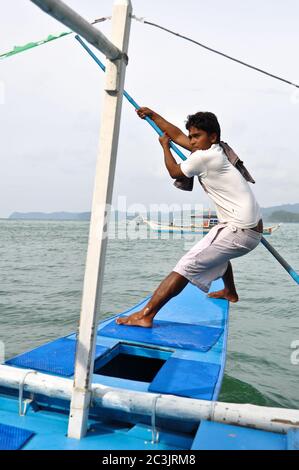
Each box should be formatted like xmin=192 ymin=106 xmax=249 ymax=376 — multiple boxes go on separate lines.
xmin=30 ymin=0 xmax=133 ymax=439
xmin=67 ymin=0 xmax=132 ymax=439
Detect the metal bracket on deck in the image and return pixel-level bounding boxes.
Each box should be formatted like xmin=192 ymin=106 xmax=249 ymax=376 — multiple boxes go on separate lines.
xmin=20 ymin=396 xmax=35 ymax=417
xmin=151 ymin=394 xmax=162 ymax=444
xmin=210 ymin=400 xmax=217 ymax=422
xmin=18 ymin=370 xmax=38 ymax=416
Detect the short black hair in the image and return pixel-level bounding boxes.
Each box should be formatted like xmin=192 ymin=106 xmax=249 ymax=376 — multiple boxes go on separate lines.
xmin=185 ymin=112 xmax=221 ymax=143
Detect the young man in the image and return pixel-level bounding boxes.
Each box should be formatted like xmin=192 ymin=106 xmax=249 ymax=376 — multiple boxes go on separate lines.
xmin=116 ymin=107 xmax=262 ymax=328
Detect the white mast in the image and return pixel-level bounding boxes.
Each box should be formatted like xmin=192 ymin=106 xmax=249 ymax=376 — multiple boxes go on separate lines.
xmin=30 ymin=0 xmax=132 ymax=439
xmin=67 ymin=0 xmax=132 ymax=440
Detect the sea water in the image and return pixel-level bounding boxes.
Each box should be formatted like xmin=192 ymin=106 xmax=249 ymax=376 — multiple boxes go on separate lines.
xmin=0 ymin=219 xmax=298 ymax=409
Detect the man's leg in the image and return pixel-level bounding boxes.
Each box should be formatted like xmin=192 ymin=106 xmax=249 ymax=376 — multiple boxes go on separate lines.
xmin=116 ymin=272 xmax=189 ymax=327
xmin=207 ymin=261 xmax=239 ymax=302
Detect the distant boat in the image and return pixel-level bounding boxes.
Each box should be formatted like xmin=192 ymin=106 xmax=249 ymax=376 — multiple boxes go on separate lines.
xmin=142 ymin=217 xmax=280 ymax=236
xmin=143 ymin=218 xmax=204 ymax=234
xmin=262 ymin=224 xmax=281 ymax=235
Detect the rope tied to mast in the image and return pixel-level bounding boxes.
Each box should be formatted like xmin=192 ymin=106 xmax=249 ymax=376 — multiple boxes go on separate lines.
xmin=131 ymin=16 xmax=299 ymax=89
xmin=92 ymin=16 xmax=112 ymax=25
xmin=1 ymin=12 xmax=298 ymax=89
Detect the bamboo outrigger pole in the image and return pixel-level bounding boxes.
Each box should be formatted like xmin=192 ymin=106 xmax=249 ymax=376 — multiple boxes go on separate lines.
xmin=1 ymin=365 xmax=299 ymax=435
xmin=30 ymin=0 xmax=124 ymax=61
xmin=30 ymin=0 xmax=132 ymax=439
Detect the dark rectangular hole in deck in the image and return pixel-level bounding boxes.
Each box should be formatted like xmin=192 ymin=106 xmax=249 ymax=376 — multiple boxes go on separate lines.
xmin=95 ymin=353 xmax=166 ymax=382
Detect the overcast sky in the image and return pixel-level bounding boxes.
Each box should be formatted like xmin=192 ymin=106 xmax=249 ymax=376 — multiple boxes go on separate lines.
xmin=1 ymin=0 xmax=298 ymax=218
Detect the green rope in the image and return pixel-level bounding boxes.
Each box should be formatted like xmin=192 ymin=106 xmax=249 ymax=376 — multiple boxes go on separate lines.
xmin=0 ymin=31 xmax=72 ymax=61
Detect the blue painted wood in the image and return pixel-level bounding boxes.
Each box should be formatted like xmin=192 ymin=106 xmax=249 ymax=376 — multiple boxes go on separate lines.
xmin=287 ymin=428 xmax=299 ymax=450
xmin=100 ymin=320 xmax=223 ymax=352
xmin=149 ymin=358 xmax=220 ymax=399
xmin=126 ymin=424 xmax=193 ymax=449
xmin=1 ymin=280 xmax=231 ymax=448
xmin=0 ymin=395 xmax=184 ymax=450
xmin=0 ymin=423 xmax=34 ymax=450
xmin=96 ymin=281 xmax=228 ymax=402
xmin=6 ymin=338 xmax=108 ymax=377
xmin=191 ymin=420 xmax=287 ymax=450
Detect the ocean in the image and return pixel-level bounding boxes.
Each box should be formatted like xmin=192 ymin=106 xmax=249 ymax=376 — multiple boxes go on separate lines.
xmin=0 ymin=219 xmax=298 ymax=409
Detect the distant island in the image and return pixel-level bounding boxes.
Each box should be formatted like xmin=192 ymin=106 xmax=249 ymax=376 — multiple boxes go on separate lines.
xmin=9 ymin=212 xmax=91 ymax=221
xmin=8 ymin=203 xmax=299 ymax=222
xmin=268 ymin=211 xmax=299 ymax=223
xmin=8 ymin=211 xmax=132 ymax=221
xmin=260 ymin=203 xmax=299 ymax=219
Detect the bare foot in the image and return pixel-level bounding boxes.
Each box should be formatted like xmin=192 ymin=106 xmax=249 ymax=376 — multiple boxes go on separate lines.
xmin=116 ymin=308 xmax=154 ymax=328
xmin=207 ymin=288 xmax=239 ymax=302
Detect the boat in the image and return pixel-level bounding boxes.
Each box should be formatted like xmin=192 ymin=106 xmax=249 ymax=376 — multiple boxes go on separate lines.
xmin=0 ymin=281 xmax=229 ymax=450
xmin=142 ymin=217 xmax=281 ymax=236
xmin=262 ymin=224 xmax=281 ymax=235
xmin=143 ymin=218 xmax=204 ymax=234
xmin=194 ymin=211 xmax=281 ymax=235
xmin=1 ymin=0 xmax=298 ymax=453
xmin=1 ymin=280 xmax=298 ymax=450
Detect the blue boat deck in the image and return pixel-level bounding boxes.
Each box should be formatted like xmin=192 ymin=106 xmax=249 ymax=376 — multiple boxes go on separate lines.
xmin=2 ymin=279 xmax=296 ymax=450
xmin=6 ymin=281 xmax=229 ymax=403
xmin=191 ymin=420 xmax=299 ymax=450
xmin=0 ymin=392 xmax=193 ymax=450
xmin=1 ymin=280 xmax=229 ymax=449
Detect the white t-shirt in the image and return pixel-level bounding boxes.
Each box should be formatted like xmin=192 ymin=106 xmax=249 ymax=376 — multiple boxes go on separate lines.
xmin=180 ymin=144 xmax=261 ymax=229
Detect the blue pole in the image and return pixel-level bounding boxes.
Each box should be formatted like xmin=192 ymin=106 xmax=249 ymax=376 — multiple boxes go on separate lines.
xmin=75 ymin=35 xmax=187 ymax=161
xmin=261 ymin=237 xmax=299 ymax=285
xmin=75 ymin=35 xmax=299 ymax=287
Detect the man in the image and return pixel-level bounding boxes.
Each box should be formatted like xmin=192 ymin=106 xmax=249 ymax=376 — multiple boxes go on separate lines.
xmin=116 ymin=107 xmax=262 ymax=328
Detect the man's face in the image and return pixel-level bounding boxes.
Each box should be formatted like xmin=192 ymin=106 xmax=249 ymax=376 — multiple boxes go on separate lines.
xmin=188 ymin=126 xmax=218 ymax=151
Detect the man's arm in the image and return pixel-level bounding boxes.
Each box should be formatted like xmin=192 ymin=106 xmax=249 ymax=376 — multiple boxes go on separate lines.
xmin=137 ymin=107 xmax=192 ymax=151
xmin=159 ymin=133 xmax=186 ymax=179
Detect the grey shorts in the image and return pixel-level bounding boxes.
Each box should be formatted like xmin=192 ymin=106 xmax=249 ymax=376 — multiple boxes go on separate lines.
xmin=173 ymin=223 xmax=262 ymax=292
